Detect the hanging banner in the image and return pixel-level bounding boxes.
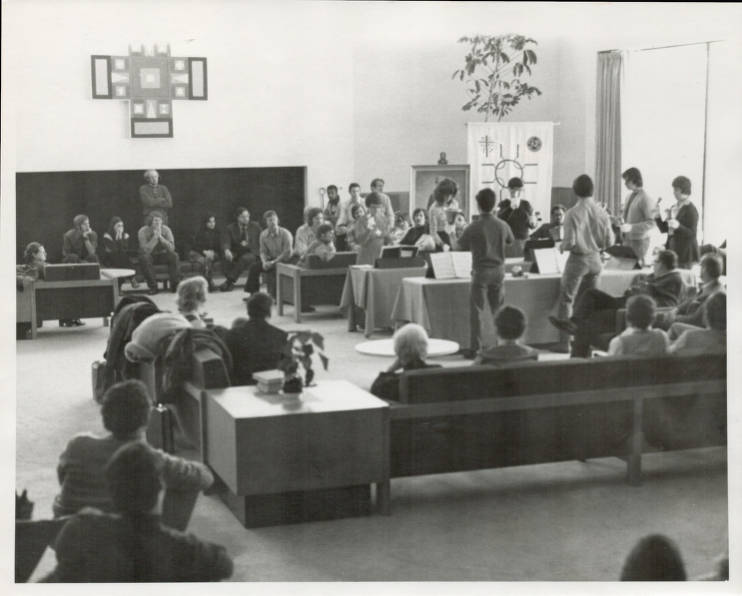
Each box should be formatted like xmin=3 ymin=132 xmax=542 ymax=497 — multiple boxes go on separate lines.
xmin=466 ymin=121 xmax=554 ymax=219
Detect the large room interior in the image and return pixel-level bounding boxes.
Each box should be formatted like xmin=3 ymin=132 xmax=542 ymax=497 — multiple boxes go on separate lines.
xmin=3 ymin=0 xmax=741 ymax=589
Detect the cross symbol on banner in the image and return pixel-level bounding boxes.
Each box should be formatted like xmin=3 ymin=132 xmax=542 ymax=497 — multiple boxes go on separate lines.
xmin=479 ymin=135 xmax=495 ymax=157
xmin=91 ymin=44 xmax=207 ymax=138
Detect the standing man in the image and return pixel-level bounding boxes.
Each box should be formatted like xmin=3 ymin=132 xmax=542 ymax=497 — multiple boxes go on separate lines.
xmin=254 ymin=210 xmax=293 ymax=299
xmin=335 ymin=182 xmax=363 ymax=251
xmin=620 ymin=167 xmax=656 ymax=266
xmin=370 ymin=178 xmax=395 ymax=228
xmin=457 ymin=187 xmax=515 ymax=358
xmin=62 ymin=214 xmax=99 ymax=263
xmin=497 ymin=177 xmax=536 ymax=257
xmin=220 ymin=206 xmax=261 ymax=292
xmin=139 ymin=169 xmax=173 ymax=225
xmin=137 ymin=211 xmax=180 ymax=295
xmin=555 ymin=174 xmax=614 ymax=349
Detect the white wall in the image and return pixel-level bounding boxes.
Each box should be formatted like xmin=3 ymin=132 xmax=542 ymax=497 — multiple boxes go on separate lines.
xmin=2 ymin=1 xmax=356 ymax=206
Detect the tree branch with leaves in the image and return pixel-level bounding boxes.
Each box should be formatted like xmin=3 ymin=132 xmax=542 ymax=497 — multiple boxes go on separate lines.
xmin=452 ymin=35 xmax=542 ymax=122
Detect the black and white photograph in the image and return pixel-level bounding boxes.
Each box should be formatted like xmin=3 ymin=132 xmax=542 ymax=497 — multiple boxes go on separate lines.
xmin=2 ymin=1 xmax=740 ymax=591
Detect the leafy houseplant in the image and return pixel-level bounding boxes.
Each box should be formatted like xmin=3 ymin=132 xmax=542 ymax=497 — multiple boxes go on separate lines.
xmin=452 ymin=35 xmax=541 ymax=122
xmin=278 ymin=331 xmax=329 ymax=395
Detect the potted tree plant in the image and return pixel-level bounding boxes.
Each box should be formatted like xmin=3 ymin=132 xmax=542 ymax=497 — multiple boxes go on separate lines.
xmin=452 ymin=34 xmax=541 ymax=122
xmin=278 ymin=331 xmax=329 ymax=398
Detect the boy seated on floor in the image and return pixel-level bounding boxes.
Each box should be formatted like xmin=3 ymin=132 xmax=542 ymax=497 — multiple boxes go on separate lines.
xmin=301 ymin=223 xmax=336 ymax=264
xmin=475 ymin=305 xmax=539 ymax=366
xmin=607 ymin=294 xmax=669 ymax=357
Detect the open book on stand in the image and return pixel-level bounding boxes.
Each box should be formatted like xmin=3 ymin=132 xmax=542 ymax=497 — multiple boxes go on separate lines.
xmin=429 ymin=251 xmax=472 ymax=279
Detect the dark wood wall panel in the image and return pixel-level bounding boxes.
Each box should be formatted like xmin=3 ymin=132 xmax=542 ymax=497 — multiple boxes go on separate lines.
xmin=16 ymin=167 xmax=306 ymax=262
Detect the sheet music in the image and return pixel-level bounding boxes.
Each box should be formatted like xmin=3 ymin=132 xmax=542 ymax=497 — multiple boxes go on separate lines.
xmin=533 ymin=247 xmax=565 ymax=275
xmin=429 ymin=252 xmax=456 ymax=279
xmin=451 ymin=251 xmax=472 ymax=278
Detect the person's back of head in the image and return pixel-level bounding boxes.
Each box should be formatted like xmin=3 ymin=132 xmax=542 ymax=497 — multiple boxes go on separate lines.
xmin=393 ymin=323 xmax=429 ymax=367
xmin=625 ymin=294 xmax=656 ymax=330
xmin=700 ymin=253 xmax=723 ymax=281
xmin=247 ymin=292 xmax=273 ymax=320
xmin=507 ymin=177 xmax=524 ymax=191
xmin=655 ymin=249 xmax=678 ymax=272
xmin=475 ymin=188 xmax=496 ymax=213
xmin=494 ymin=305 xmax=527 ymax=341
xmin=176 ymin=276 xmax=208 ymax=314
xmin=105 ymin=442 xmax=162 ymax=516
xmin=620 ymin=534 xmax=686 ymax=581
xmin=572 ymin=174 xmax=594 ymax=199
xmin=433 ymin=178 xmax=458 ymax=204
xmin=101 ymin=380 xmax=152 ymax=440
xmin=704 ymin=291 xmax=726 ymax=332
xmin=365 ymin=192 xmax=383 ymax=209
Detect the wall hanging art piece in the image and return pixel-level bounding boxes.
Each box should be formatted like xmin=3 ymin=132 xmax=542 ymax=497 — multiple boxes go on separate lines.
xmin=91 ymin=44 xmax=207 ymax=138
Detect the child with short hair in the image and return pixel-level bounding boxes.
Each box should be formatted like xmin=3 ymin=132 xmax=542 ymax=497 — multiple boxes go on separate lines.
xmin=302 ymin=223 xmax=336 ymax=263
xmin=475 ymin=305 xmax=539 ymax=366
xmin=607 ymin=294 xmax=669 ymax=356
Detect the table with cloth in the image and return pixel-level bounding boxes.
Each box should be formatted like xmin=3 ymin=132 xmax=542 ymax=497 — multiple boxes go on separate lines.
xmin=340 ymin=264 xmax=428 ymax=337
xmin=389 ymin=269 xmax=662 ymax=349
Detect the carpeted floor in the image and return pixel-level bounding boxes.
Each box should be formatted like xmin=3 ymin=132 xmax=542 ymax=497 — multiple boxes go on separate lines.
xmin=15 ymin=282 xmax=728 ymax=581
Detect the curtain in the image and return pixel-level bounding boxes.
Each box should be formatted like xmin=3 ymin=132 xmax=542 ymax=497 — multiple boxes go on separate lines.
xmin=594 ymin=51 xmax=623 ymax=215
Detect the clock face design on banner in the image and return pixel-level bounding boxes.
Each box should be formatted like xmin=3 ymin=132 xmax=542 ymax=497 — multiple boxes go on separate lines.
xmin=527 ymin=136 xmax=542 ymax=152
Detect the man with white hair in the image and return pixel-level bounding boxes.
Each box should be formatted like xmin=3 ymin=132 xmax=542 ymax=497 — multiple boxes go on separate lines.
xmin=369 ymin=323 xmax=441 ymax=402
xmin=139 ymin=169 xmax=173 ymax=225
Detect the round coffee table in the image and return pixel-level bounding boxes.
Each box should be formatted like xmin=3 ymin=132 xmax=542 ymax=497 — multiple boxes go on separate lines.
xmin=100 ymin=268 xmax=136 ymax=279
xmin=355 ymin=338 xmax=459 ymax=358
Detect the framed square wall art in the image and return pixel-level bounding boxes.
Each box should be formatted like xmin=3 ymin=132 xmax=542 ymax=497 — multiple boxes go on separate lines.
xmin=409 ymin=164 xmax=471 ymax=219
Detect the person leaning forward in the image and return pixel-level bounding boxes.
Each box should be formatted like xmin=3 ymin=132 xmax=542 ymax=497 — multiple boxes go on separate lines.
xmin=137 ymin=211 xmax=180 ymax=295
xmin=457 ymin=187 xmax=515 ymax=358
xmin=219 ymin=206 xmax=262 ymax=292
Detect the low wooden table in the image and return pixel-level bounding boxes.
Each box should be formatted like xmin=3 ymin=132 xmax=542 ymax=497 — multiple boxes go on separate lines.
xmin=276 ymin=262 xmax=350 ymax=323
xmin=204 ymin=380 xmax=390 ymax=527
xmin=17 ymin=275 xmax=119 ymax=339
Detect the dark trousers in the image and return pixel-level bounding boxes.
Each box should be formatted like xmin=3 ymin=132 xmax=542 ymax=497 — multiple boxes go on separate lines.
xmin=139 ymin=249 xmax=180 ymax=289
xmin=62 ymin=254 xmax=99 ymax=264
xmin=469 ymin=265 xmax=505 ymax=352
xmin=225 ymin=251 xmax=258 ymax=284
xmin=571 ymin=288 xmax=628 ymax=357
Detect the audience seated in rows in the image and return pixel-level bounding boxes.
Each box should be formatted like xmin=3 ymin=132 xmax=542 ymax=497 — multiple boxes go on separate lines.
xmin=607 ymin=295 xmax=669 ymax=357
xmin=188 ymin=213 xmax=221 ymax=292
xmin=101 ymin=216 xmax=139 ymax=288
xmin=53 ymin=380 xmax=213 ymax=518
xmin=176 ymin=276 xmax=209 ymax=328
xmin=219 ymin=206 xmax=262 ymax=293
xmin=47 ymin=441 xmax=231 ymax=582
xmin=475 ymin=305 xmax=538 ymax=366
xmin=550 ymin=249 xmax=684 ymax=357
xmin=138 ymin=211 xmax=180 ymax=295
xmin=370 ymin=323 xmax=441 ymax=402
xmin=62 ymin=214 xmax=99 ymax=264
xmin=226 ymin=292 xmax=287 ymax=386
xmin=669 ymin=291 xmax=726 ymax=354
xmin=620 ymin=534 xmax=686 ymax=581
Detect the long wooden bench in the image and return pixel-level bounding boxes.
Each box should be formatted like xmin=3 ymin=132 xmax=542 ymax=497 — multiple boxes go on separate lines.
xmin=393 ymin=353 xmax=726 ymax=485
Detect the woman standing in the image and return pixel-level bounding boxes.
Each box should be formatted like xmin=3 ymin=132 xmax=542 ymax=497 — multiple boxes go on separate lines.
xmin=428 ymin=178 xmax=456 ymax=250
xmin=655 ymin=176 xmax=699 ymax=269
xmin=101 ymin=217 xmax=139 ymax=288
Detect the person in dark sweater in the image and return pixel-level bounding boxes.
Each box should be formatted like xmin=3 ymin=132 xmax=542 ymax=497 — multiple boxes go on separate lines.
xmin=225 ymin=292 xmax=288 ymax=385
xmin=497 ymin=177 xmax=536 ymax=257
xmin=219 ymin=206 xmax=262 ymax=292
xmin=370 ymin=323 xmax=441 ymax=402
xmin=47 ymin=441 xmax=232 ymax=582
xmin=549 ymin=249 xmax=685 ymax=357
xmin=188 ymin=213 xmax=221 ymax=292
xmin=655 ymin=175 xmax=699 ymax=269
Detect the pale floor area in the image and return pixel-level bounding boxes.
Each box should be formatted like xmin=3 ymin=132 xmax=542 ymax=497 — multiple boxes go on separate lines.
xmin=15 ymin=284 xmax=727 ymax=581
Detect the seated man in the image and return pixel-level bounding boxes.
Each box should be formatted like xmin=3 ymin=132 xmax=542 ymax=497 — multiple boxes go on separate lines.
xmin=62 ymin=214 xmax=99 ymax=264
xmin=475 ymin=305 xmax=538 ymax=366
xmin=656 ymin=253 xmax=724 ymax=332
xmin=219 ymin=206 xmax=262 ymax=292
xmin=47 ymin=441 xmax=232 ymax=582
xmin=138 ymin=211 xmax=180 ymax=295
xmin=530 ymin=204 xmax=565 ymax=242
xmin=370 ymin=323 xmax=441 ymax=402
xmin=301 ymin=223 xmax=336 ymax=264
xmin=188 ymin=213 xmax=221 ymax=292
xmin=53 ymin=380 xmax=214 ymax=518
xmin=293 ymin=207 xmax=324 ymax=260
xmin=255 ymin=210 xmax=293 ymax=299
xmin=607 ymin=295 xmax=669 ymax=357
xmin=550 ymin=249 xmax=685 ymax=357
xmin=669 ymin=291 xmax=726 ymax=354
xmin=225 ymin=293 xmax=287 ymax=385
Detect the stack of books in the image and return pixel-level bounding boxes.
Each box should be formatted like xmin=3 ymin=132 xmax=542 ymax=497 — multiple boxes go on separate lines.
xmin=253 ymin=369 xmax=285 ymax=394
